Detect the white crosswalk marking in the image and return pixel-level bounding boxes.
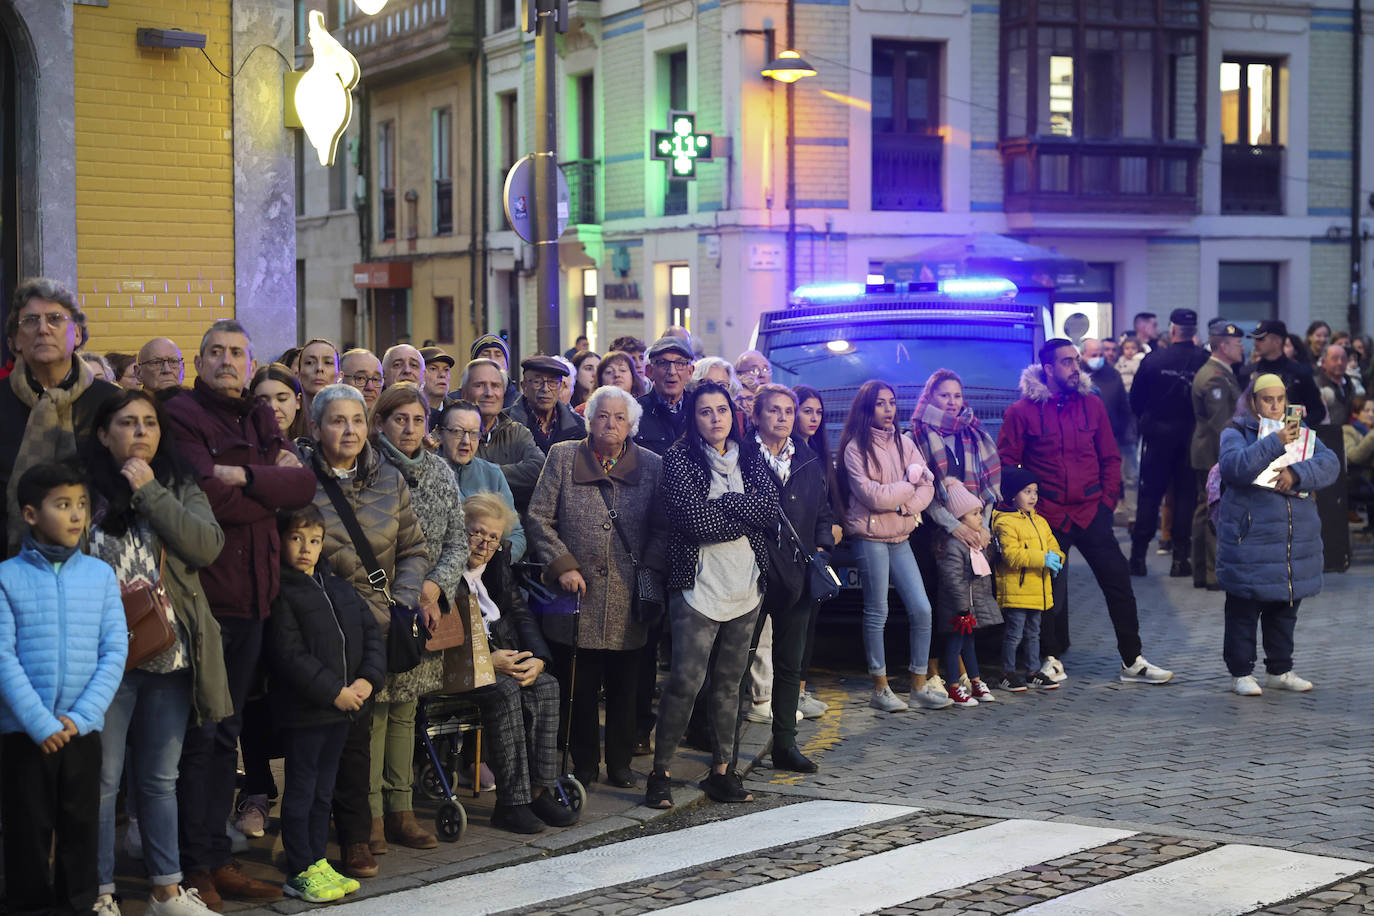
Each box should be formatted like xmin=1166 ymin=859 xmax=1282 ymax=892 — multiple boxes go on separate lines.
xmin=1019 ymin=843 xmax=1368 ymax=916
xmin=656 ymin=819 xmax=1136 ymax=915
xmin=331 ymin=800 xmax=917 ymax=916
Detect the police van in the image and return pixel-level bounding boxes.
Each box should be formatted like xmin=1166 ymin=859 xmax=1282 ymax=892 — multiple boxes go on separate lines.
xmin=754 ymin=277 xmax=1053 ymax=600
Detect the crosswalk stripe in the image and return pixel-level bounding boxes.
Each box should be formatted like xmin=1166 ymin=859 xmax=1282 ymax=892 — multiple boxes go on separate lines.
xmin=331 ymin=800 xmax=918 ymax=916
xmin=656 ymin=819 xmax=1136 ymax=915
xmin=1018 ymin=843 xmax=1368 ymax=915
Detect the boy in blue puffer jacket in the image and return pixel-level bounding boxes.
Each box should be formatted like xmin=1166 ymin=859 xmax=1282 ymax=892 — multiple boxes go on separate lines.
xmin=0 ymin=463 xmax=126 ymax=914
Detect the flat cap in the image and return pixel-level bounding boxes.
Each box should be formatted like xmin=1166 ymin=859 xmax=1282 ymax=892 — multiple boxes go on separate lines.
xmin=646 ymin=336 xmax=694 ymax=361
xmin=419 ymin=346 xmax=454 ymax=367
xmin=520 ymin=355 xmax=570 ymax=377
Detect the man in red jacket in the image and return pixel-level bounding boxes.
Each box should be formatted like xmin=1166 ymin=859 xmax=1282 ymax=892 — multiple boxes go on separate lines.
xmin=163 ymin=319 xmax=317 ymax=907
xmin=998 ymin=338 xmax=1174 ymax=687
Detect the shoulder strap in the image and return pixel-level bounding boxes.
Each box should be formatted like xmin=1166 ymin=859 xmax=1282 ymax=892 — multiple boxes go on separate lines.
xmin=597 ymin=483 xmax=642 ymax=567
xmin=316 ymin=469 xmax=392 ymax=601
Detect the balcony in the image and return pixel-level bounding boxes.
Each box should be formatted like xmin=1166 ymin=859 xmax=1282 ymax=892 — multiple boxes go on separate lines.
xmin=560 ymin=159 xmax=598 ymax=225
xmin=1000 ymin=139 xmax=1201 ymax=214
xmin=344 ymin=0 xmax=477 ymax=85
xmin=1221 ymin=144 xmax=1283 ymax=215
xmin=872 ymin=133 xmax=943 ymax=211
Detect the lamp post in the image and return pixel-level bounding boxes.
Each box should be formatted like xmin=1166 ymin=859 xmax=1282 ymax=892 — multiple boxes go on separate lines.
xmin=530 ymin=0 xmax=567 ymax=356
xmin=761 ymin=37 xmax=816 ymax=298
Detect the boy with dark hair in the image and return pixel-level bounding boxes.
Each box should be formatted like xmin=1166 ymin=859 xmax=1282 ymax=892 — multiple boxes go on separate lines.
xmin=266 ymin=505 xmax=384 ymax=903
xmin=0 ymin=463 xmax=127 ymax=914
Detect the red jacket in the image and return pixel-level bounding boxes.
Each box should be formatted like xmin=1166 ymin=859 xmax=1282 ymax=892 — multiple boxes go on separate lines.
xmin=997 ymin=365 xmax=1121 ymax=533
xmin=163 ymin=379 xmax=317 ymax=619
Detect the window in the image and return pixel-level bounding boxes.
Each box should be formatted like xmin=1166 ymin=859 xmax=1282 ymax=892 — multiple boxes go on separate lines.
xmin=663 ymin=50 xmax=688 ymax=216
xmin=498 ymin=92 xmax=518 ymax=229
xmin=669 ymin=264 xmax=690 ymax=331
xmin=498 ymin=0 xmax=517 ymax=31
xmin=871 ymin=40 xmax=942 ymax=211
xmin=564 ymin=73 xmax=598 ymax=224
xmin=329 ymin=138 xmax=349 ymax=212
xmin=581 ymin=268 xmax=598 ymax=350
xmin=1219 ymin=261 xmax=1279 ymax=326
xmin=999 ymin=1 xmax=1204 ymax=213
xmin=433 ymin=107 xmax=453 ymax=235
xmin=1220 ymin=57 xmax=1285 ymax=214
xmin=435 ymin=296 xmax=455 ymax=343
xmin=294 ymin=132 xmax=305 ymax=217
xmin=378 ymin=120 xmax=395 ymax=241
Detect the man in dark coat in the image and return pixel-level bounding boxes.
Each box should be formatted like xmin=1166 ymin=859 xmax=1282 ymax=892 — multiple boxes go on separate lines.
xmin=998 ymin=338 xmax=1174 ymax=686
xmin=1128 ymin=308 xmax=1209 ymax=577
xmin=505 ymin=355 xmax=586 ymax=454
xmin=163 ymin=319 xmax=316 ymax=907
xmin=1190 ymin=319 xmax=1244 ymax=589
xmin=1316 ymin=344 xmax=1355 ymax=427
xmin=1238 ymin=319 xmax=1326 ymax=423
xmin=633 ymin=336 xmax=695 ymax=456
xmin=459 ymin=357 xmax=546 ymax=511
xmin=1081 ymin=337 xmax=1132 ymax=447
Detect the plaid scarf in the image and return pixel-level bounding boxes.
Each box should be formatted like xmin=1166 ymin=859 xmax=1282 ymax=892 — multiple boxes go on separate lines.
xmin=913 ymin=402 xmax=1001 ymax=509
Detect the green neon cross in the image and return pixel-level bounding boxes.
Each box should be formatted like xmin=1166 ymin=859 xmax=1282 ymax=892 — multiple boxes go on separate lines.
xmin=650 ymin=110 xmax=714 ymax=180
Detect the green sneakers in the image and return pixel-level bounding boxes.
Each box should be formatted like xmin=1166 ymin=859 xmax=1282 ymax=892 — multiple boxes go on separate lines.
xmin=284 ymin=862 xmax=345 ymax=903
xmin=316 ymin=859 xmax=360 ymax=895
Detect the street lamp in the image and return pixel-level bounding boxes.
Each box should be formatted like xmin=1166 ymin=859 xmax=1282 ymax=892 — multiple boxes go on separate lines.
xmin=761 ymin=50 xmax=816 ymax=84
xmin=762 ymin=46 xmax=816 ymax=295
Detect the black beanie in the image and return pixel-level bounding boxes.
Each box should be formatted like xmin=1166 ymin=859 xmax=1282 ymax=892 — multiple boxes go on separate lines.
xmin=1000 ymin=466 xmax=1038 ymax=504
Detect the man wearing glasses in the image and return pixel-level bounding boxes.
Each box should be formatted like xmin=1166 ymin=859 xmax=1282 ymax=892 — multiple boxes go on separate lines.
xmin=339 ymin=348 xmax=384 ymax=409
xmin=134 ymin=337 xmax=186 ymax=393
xmin=633 ymin=337 xmax=696 ymax=457
xmin=506 ymin=355 xmax=585 ymax=455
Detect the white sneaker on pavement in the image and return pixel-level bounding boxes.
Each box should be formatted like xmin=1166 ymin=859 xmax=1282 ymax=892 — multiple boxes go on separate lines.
xmin=869 ymin=686 xmax=909 ymax=712
xmin=924 ymin=675 xmax=949 ymax=698
xmin=1232 ymin=675 xmax=1263 ymax=696
xmin=1120 ymin=655 xmax=1173 ymax=684
xmin=1041 ymin=656 xmax=1068 ymax=683
xmin=910 ymin=683 xmax=955 ymax=710
xmin=148 ymin=887 xmax=214 ymax=915
xmin=797 ymin=690 xmax=829 ymax=718
xmin=92 ymin=893 xmax=121 ymax=915
xmin=744 ymin=700 xmax=773 ymax=723
xmin=1266 ymin=671 xmax=1313 ymax=692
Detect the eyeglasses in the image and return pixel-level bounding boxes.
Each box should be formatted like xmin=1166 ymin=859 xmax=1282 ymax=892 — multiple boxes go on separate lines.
xmin=467 ymin=532 xmax=501 ymax=548
xmin=138 ymin=357 xmax=183 ymax=371
xmin=440 ymin=427 xmax=481 ymax=442
xmin=18 ymin=312 xmax=72 ymax=332
xmin=346 ymin=372 xmax=384 ymax=388
xmin=652 ymin=359 xmax=692 ymax=373
xmin=738 ymin=366 xmax=771 ymax=378
xmin=526 ymin=377 xmax=562 ymax=391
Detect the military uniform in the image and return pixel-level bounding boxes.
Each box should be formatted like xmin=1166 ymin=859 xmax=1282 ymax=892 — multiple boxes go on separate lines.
xmin=1128 ymin=308 xmax=1209 ymax=575
xmin=1189 ymin=324 xmax=1243 ymax=589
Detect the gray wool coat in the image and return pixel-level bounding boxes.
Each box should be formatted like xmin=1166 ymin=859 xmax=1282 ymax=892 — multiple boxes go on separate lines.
xmin=377 ymin=440 xmax=468 ymax=608
xmin=525 ymin=438 xmax=665 ymax=651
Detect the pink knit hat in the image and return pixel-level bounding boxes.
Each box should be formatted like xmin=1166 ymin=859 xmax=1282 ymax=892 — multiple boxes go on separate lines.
xmin=944 ymin=480 xmax=983 ymax=519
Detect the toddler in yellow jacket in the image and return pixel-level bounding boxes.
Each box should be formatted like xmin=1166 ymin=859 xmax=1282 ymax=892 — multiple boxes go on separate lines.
xmin=991 ymin=467 xmax=1065 ymax=692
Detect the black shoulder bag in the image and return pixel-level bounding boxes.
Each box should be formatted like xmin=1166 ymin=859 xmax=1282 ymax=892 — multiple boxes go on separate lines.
xmin=317 ymin=473 xmax=426 ymax=674
xmin=779 ymin=508 xmax=843 ymax=604
xmin=598 ymin=484 xmax=665 ymax=624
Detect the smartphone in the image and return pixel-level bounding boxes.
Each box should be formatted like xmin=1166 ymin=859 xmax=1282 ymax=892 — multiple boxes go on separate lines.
xmin=1284 ymin=405 xmax=1302 ymax=425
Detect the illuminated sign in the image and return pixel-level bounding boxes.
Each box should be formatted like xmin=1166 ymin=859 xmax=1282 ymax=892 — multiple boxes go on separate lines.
xmin=286 ymin=11 xmax=360 ymax=167
xmin=650 ymin=110 xmax=714 ymax=180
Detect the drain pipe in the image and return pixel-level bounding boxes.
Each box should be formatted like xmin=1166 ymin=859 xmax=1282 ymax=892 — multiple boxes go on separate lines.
xmin=1350 ymin=0 xmax=1364 ymax=337
xmin=784 ymin=0 xmax=797 ymax=297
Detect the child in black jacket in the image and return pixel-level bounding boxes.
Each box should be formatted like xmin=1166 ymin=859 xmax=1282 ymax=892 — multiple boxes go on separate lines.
xmin=267 ymin=506 xmax=384 ymax=903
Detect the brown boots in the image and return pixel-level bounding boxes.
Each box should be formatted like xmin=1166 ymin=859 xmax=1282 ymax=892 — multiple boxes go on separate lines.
xmin=343 ymin=842 xmax=379 ymax=878
xmin=369 ymin=816 xmax=388 ymax=855
xmin=385 ymin=809 xmax=438 ymax=849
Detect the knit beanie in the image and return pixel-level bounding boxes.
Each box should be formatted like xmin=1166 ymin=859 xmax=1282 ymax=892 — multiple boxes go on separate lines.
xmin=944 ymin=480 xmax=983 ymax=519
xmin=471 ymin=333 xmax=510 ymax=364
xmin=1000 ymin=466 xmax=1037 ymax=505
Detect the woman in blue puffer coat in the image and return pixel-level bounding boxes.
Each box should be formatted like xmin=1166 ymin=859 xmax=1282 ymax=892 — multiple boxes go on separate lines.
xmin=1216 ymin=373 xmax=1339 ymax=697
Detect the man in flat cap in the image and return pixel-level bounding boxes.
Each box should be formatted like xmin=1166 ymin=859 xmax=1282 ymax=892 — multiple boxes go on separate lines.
xmin=634 ymin=336 xmax=696 ymax=457
xmin=1190 ymin=319 xmax=1244 ymax=589
xmin=1128 ymin=307 xmax=1210 ymax=577
xmin=506 ymin=354 xmax=586 ymax=454
xmin=420 ymin=346 xmax=455 ymax=429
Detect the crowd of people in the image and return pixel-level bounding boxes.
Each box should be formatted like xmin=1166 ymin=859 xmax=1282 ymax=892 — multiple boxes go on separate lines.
xmin=0 ymin=277 xmax=1346 ymax=915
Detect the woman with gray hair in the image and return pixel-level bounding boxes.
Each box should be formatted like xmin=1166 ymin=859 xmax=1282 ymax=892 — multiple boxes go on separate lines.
xmin=526 ymin=385 xmax=665 ymax=788
xmin=297 ymin=383 xmax=431 ymax=877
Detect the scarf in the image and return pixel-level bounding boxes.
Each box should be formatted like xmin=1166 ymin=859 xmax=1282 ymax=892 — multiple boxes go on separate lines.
xmin=970 ymin=547 xmax=991 ymax=577
xmin=21 ymin=530 xmax=78 ymax=567
xmin=702 ymin=440 xmax=743 ymax=497
xmin=593 ymin=441 xmax=626 ymax=474
xmin=377 ymin=431 xmax=426 ymax=483
xmin=913 ymin=402 xmax=1001 ymax=509
xmin=755 ymin=432 xmax=795 ymax=485
xmin=7 ymin=355 xmax=96 ymax=553
xmin=1353 ymin=420 xmax=1371 ymax=437
xmin=463 ymin=562 xmax=501 ymax=634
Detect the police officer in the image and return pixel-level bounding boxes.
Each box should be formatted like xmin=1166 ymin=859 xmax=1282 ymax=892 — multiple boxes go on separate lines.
xmin=1129 ymin=307 xmax=1209 ymax=577
xmin=1190 ymin=320 xmax=1244 ymax=589
xmin=1237 ymin=319 xmax=1326 ymax=423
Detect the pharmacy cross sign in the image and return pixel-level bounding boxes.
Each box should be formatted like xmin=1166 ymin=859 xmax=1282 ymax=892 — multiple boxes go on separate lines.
xmin=650 ymin=110 xmax=714 ymax=180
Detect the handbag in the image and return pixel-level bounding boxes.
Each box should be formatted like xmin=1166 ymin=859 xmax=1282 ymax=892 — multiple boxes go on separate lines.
xmin=121 ymin=548 xmax=177 ymax=671
xmin=439 ymin=595 xmax=497 ymax=692
xmin=597 ymin=484 xmax=665 ymax=624
xmin=779 ymin=510 xmax=843 ymax=604
xmin=425 ymin=604 xmax=466 ymax=652
xmin=317 ymin=472 xmax=427 ymax=674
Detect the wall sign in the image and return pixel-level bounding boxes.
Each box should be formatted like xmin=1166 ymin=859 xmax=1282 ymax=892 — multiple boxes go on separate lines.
xmin=650 ymin=110 xmax=714 ymax=180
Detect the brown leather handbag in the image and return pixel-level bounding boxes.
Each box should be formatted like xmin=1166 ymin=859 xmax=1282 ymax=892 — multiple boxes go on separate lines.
xmin=122 ymin=549 xmax=176 ymax=671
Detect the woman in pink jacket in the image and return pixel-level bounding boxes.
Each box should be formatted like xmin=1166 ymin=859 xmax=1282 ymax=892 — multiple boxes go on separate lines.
xmin=838 ymin=381 xmax=950 ymax=713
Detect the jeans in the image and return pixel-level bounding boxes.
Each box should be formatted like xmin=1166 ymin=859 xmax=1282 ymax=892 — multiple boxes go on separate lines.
xmin=99 ymin=669 xmax=193 ymax=895
xmin=282 ymin=722 xmax=350 ymax=876
xmin=853 ymin=538 xmax=933 ymax=677
xmin=1223 ymin=594 xmax=1300 ymax=677
xmin=653 ymin=594 xmax=760 ymax=773
xmin=942 ymin=631 xmax=980 ymax=682
xmin=368 ymin=699 xmax=417 ymax=817
xmin=178 ymin=617 xmax=263 ymax=872
xmin=1001 ymin=608 xmax=1042 ymax=675
xmin=1048 ymin=504 xmax=1144 ymax=665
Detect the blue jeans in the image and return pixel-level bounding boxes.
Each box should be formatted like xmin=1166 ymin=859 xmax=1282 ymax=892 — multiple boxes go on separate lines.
xmin=853 ymin=538 xmax=932 ymax=677
xmin=98 ymin=669 xmax=193 ymax=895
xmin=1002 ymin=608 xmax=1042 ymax=675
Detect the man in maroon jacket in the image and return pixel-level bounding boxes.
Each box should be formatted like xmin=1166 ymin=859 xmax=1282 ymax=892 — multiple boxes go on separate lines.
xmin=164 ymin=319 xmax=316 ymax=907
xmin=998 ymin=338 xmax=1174 ymax=687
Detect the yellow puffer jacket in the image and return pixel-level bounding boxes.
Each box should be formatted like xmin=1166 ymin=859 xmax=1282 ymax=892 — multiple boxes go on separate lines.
xmin=991 ymin=507 xmax=1064 ymax=611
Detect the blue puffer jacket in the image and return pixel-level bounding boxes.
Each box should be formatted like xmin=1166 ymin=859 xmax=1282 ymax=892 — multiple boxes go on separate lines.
xmin=0 ymin=545 xmax=127 ymax=743
xmin=1216 ymin=408 xmax=1339 ymax=603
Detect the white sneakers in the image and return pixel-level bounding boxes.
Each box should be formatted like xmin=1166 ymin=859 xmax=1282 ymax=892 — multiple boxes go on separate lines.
xmin=744 ymin=701 xmax=804 ymax=723
xmin=910 ymin=683 xmax=955 ymax=710
xmin=1040 ymin=657 xmax=1068 ymax=683
xmin=1119 ymin=656 xmax=1173 ymax=684
xmin=1266 ymin=671 xmax=1313 ymax=692
xmin=147 ymin=888 xmax=214 ymax=915
xmin=869 ymin=686 xmax=909 ymax=712
xmin=93 ymin=894 xmax=121 ymax=916
xmin=797 ymin=690 xmax=830 ymax=718
xmin=1232 ymin=675 xmax=1263 ymax=696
